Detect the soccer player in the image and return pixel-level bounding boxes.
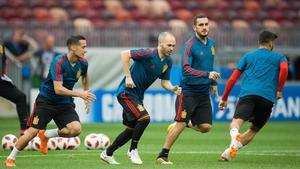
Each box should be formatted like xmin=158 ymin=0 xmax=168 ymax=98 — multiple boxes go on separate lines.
xmin=4 ymin=35 xmax=96 ymax=167
xmin=0 ymin=43 xmax=29 ymax=135
xmin=100 ymin=32 xmax=181 ymax=165
xmin=219 ymin=30 xmax=288 ymax=161
xmin=156 ymin=15 xmax=220 ymax=164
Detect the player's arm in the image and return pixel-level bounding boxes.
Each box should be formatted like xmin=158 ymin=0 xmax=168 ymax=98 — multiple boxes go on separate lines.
xmin=183 ymin=43 xmax=220 ymax=80
xmin=121 ymin=50 xmax=136 ymax=88
xmin=53 ymin=81 xmax=95 ymax=102
xmin=161 ymin=80 xmax=182 ymax=95
xmin=277 ymin=61 xmax=288 ymax=99
xmin=81 ymin=73 xmax=95 ymax=113
xmin=218 ymin=69 xmax=242 ymax=110
xmin=81 ymin=73 xmax=89 ymax=91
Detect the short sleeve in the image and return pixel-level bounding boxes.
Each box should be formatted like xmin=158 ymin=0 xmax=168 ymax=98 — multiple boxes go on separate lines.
xmin=81 ymin=61 xmax=88 ymax=76
xmin=280 ymin=54 xmax=288 ymax=63
xmin=50 ymin=58 xmax=64 ymax=81
xmin=130 ymin=48 xmax=155 ymax=61
xmin=159 ymin=59 xmax=173 ymax=80
xmin=236 ymin=55 xmax=247 ymax=71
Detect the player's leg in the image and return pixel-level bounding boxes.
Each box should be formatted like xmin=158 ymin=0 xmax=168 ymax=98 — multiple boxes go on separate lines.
xmin=188 ymin=95 xmax=212 ymax=133
xmin=100 ymin=94 xmax=139 ymax=164
xmin=5 ymin=96 xmax=53 ymax=166
xmin=157 ymin=93 xmax=191 ymax=164
xmin=38 ymin=103 xmax=80 ymax=154
xmin=103 ymin=112 xmax=134 ymax=155
xmin=0 ymin=81 xmax=29 ymax=135
xmin=102 ymin=117 xmax=133 ymax=165
xmin=221 ymin=96 xmax=255 ymax=161
xmin=120 ymin=93 xmax=149 ymax=165
xmin=57 ymin=121 xmax=81 ymax=137
xmin=239 ymin=96 xmax=273 ymax=146
xmin=5 ymin=127 xmax=39 ymax=167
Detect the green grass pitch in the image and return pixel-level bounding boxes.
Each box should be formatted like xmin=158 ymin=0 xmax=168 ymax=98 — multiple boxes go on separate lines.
xmin=0 ymin=118 xmax=299 ymax=169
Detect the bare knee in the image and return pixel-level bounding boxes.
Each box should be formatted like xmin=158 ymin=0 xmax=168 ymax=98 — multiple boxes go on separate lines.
xmin=175 ymin=122 xmax=186 ymax=130
xmin=69 ymin=126 xmax=81 ymax=137
xmin=197 ymin=124 xmax=212 ymax=133
xmin=26 ymin=128 xmax=39 ymax=138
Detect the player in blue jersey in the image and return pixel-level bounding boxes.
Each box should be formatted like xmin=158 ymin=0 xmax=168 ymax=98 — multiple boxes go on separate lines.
xmin=219 ymin=30 xmax=288 ymax=161
xmin=5 ymin=35 xmax=96 ymax=167
xmin=100 ymin=32 xmax=181 ymax=165
xmin=156 ymin=15 xmax=220 ymax=164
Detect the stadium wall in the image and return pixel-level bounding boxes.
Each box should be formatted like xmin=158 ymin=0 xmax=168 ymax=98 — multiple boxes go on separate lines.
xmin=29 ymin=84 xmax=300 ymax=123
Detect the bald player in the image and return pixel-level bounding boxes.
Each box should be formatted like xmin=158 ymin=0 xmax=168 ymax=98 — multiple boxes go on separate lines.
xmin=100 ymin=32 xmax=181 ymax=165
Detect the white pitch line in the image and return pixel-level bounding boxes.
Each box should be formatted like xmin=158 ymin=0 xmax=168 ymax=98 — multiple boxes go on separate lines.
xmin=1 ymin=150 xmax=300 ymax=158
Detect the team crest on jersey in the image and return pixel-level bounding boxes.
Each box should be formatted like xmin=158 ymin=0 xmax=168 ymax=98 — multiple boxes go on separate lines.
xmin=76 ymin=70 xmax=81 ymax=78
xmin=137 ymin=104 xmax=145 ymax=112
xmin=162 ymin=64 xmax=168 ymax=73
xmin=211 ymin=47 xmax=215 ymax=55
xmin=33 ymin=116 xmax=39 ymax=125
xmin=181 ymin=110 xmax=187 ymax=119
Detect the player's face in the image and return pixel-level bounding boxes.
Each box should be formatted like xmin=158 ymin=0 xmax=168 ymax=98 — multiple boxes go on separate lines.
xmin=193 ymin=17 xmax=209 ymax=38
xmin=160 ymin=37 xmax=176 ymax=56
xmin=74 ymin=40 xmax=87 ymax=58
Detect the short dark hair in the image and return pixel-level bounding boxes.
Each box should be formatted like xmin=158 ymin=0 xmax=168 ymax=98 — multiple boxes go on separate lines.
xmin=66 ymin=35 xmax=86 ymax=47
xmin=259 ymin=30 xmax=278 ymax=44
xmin=193 ymin=15 xmax=208 ymax=25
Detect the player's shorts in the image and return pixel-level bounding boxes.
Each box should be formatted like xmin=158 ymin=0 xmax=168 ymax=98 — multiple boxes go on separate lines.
xmin=27 ymin=95 xmax=80 ymax=130
xmin=174 ymin=93 xmax=212 ymax=125
xmin=234 ymin=95 xmax=274 ymax=129
xmin=117 ymin=92 xmax=149 ymax=128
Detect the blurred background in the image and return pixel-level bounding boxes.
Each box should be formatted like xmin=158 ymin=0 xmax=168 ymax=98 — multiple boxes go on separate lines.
xmin=0 ymin=0 xmax=299 ymax=123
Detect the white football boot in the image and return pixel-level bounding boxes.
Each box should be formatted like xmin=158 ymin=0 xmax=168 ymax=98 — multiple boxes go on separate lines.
xmin=100 ymin=150 xmax=120 ymax=165
xmin=127 ymin=149 xmax=143 ymax=164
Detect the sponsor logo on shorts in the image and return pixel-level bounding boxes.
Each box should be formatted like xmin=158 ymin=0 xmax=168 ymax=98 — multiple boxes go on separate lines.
xmin=33 ymin=116 xmax=39 ymax=125
xmin=137 ymin=104 xmax=145 ymax=112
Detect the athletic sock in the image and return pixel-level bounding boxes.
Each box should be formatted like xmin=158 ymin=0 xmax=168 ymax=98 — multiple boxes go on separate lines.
xmin=8 ymin=147 xmax=20 ymax=160
xmin=45 ymin=129 xmax=59 ymax=138
xmin=230 ymin=128 xmax=239 ymax=140
xmin=230 ymin=128 xmax=243 ymax=149
xmin=129 ymin=118 xmax=150 ymax=151
xmin=106 ymin=128 xmax=133 ymax=156
xmin=158 ymin=148 xmax=170 ymax=158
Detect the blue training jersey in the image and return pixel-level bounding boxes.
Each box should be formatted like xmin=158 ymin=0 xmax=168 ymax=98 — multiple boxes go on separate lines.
xmin=180 ymin=34 xmax=217 ymax=95
xmin=237 ymin=48 xmax=287 ymax=103
xmin=39 ymin=54 xmax=88 ymax=104
xmin=116 ymin=48 xmax=173 ymax=102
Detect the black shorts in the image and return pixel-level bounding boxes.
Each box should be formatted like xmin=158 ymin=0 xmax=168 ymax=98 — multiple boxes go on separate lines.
xmin=27 ymin=95 xmax=80 ymax=130
xmin=174 ymin=93 xmax=212 ymax=125
xmin=234 ymin=95 xmax=274 ymax=129
xmin=117 ymin=92 xmax=149 ymax=128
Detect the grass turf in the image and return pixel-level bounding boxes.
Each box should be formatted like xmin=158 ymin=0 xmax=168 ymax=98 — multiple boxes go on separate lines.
xmin=0 ymin=118 xmax=299 ymax=169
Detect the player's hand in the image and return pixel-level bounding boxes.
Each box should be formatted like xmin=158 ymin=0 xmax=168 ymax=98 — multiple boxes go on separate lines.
xmin=84 ymin=100 xmax=91 ymax=114
xmin=172 ymin=86 xmax=182 ymax=95
xmin=210 ymin=85 xmax=219 ymax=99
xmin=219 ymin=100 xmax=227 ymax=111
xmin=209 ymin=71 xmax=221 ymax=80
xmin=80 ymin=90 xmax=96 ymax=102
xmin=126 ymin=76 xmax=136 ymax=88
xmin=276 ymin=91 xmax=282 ymax=100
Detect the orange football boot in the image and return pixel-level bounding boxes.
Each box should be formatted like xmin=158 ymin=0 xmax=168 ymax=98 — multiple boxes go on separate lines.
xmin=4 ymin=159 xmax=16 ymax=167
xmin=38 ymin=130 xmax=49 ymax=154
